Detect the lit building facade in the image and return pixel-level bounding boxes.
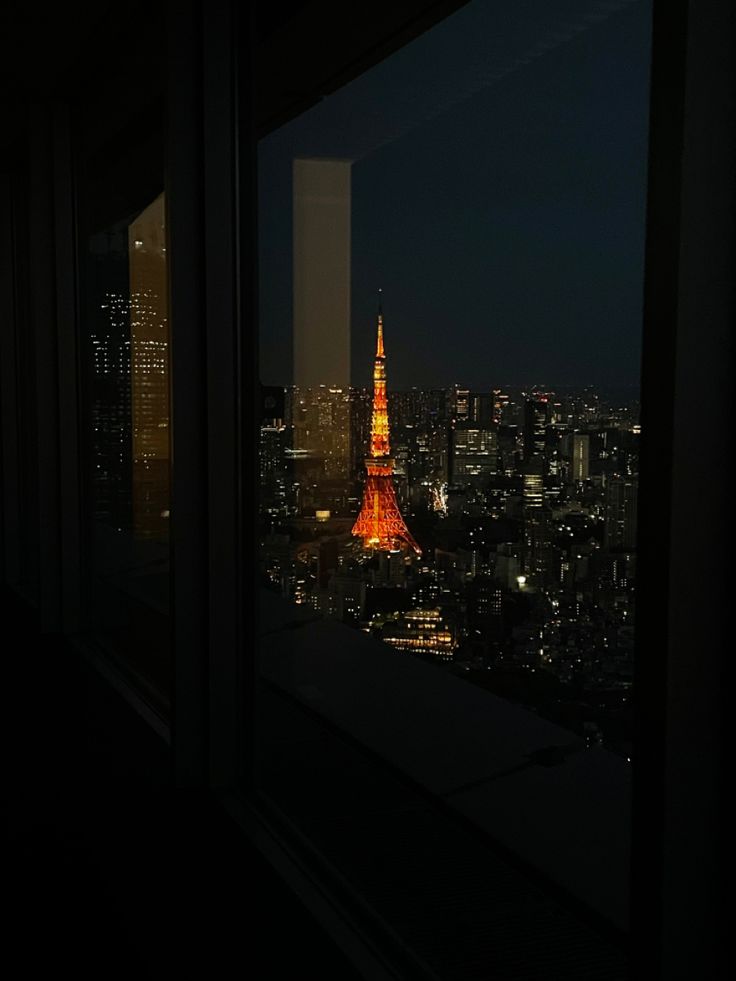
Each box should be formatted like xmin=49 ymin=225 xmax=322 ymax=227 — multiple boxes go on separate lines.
xmin=129 ymin=193 xmax=170 ymax=542
xmin=450 ymin=423 xmax=498 ymax=485
xmin=523 ymin=394 xmax=550 ymax=461
xmin=90 ymin=287 xmax=132 ymax=528
xmin=522 ymin=455 xmax=550 ymax=581
xmin=605 ymin=477 xmax=639 ymax=550
xmin=571 ymin=433 xmax=590 ymax=481
xmin=381 ymin=607 xmax=456 ymax=659
xmin=561 ymin=431 xmax=590 ymax=482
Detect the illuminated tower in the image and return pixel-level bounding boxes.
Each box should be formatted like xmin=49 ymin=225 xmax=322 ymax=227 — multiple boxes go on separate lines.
xmin=352 ymin=303 xmax=420 ymax=554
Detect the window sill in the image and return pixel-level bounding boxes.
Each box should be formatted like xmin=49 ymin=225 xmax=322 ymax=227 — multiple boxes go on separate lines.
xmin=259 ymin=588 xmax=630 ymax=932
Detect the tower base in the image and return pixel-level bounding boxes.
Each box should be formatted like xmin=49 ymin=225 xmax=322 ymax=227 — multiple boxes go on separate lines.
xmin=352 ymin=473 xmax=420 ymax=554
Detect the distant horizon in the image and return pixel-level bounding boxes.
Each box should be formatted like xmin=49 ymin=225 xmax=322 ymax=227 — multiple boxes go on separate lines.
xmin=267 ymin=380 xmax=641 ymax=396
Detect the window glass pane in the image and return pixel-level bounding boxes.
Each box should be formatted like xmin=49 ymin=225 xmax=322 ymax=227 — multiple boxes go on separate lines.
xmin=80 ymin=186 xmax=170 ymax=711
xmin=257 ymin=0 xmax=650 ymax=971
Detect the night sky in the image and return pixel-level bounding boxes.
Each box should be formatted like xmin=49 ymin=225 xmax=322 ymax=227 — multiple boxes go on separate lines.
xmin=258 ymin=0 xmax=652 ymax=391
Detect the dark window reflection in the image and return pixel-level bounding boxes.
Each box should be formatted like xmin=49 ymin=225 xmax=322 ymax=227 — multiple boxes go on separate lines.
xmin=83 ymin=191 xmax=170 ymax=709
xmin=130 ymin=195 xmax=170 ymax=543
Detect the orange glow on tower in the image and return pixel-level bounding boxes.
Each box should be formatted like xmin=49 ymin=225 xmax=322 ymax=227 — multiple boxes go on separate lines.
xmin=352 ymin=303 xmax=420 ymax=554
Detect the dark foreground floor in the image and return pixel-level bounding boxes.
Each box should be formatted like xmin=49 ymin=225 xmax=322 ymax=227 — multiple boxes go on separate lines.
xmin=1 ymin=587 xmax=361 ymax=980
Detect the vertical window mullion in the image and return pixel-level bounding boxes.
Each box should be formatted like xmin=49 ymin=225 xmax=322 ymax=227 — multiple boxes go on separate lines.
xmin=0 ymin=172 xmax=21 ymax=586
xmin=168 ymin=0 xmax=209 ymax=786
xmin=28 ymin=103 xmax=62 ymax=631
xmin=53 ymin=103 xmax=83 ymax=635
xmin=202 ymin=0 xmax=245 ymax=789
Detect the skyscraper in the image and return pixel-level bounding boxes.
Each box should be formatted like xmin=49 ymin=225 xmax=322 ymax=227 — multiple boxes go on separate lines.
xmin=453 ymin=386 xmax=470 ymax=423
xmin=450 ymin=424 xmax=498 ymax=485
xmin=605 ymin=478 xmax=638 ymax=550
xmin=129 ymin=193 xmax=170 ymax=542
xmin=522 ymin=454 xmax=549 ymax=582
xmin=523 ymin=394 xmax=550 ymax=460
xmin=571 ymin=433 xmax=590 ymax=482
xmin=469 ymin=392 xmax=494 ymax=427
xmin=352 ymin=305 xmax=420 ymax=554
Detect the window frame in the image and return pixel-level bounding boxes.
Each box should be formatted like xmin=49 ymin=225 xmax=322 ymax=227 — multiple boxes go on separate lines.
xmin=235 ymin=1 xmax=727 ymax=977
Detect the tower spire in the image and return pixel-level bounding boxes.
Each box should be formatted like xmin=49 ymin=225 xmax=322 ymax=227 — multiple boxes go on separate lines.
xmin=376 ymin=290 xmax=384 ymax=358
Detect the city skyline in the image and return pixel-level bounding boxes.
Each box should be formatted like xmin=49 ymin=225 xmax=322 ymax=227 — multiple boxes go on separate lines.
xmin=259 ymin=370 xmax=639 ymax=755
xmin=256 ymin=0 xmax=647 ymax=761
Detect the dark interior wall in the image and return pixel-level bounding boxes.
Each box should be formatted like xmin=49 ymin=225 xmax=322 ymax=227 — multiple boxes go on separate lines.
xmin=253 ymin=0 xmax=472 ymax=134
xmin=660 ymin=1 xmax=731 ymax=974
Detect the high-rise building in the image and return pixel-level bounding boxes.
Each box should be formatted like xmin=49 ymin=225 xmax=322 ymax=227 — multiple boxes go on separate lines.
xmin=605 ymin=478 xmax=639 ymax=550
xmin=523 ymin=395 xmax=550 ymax=460
xmin=466 ymin=576 xmax=503 ymax=640
xmin=562 ymin=432 xmax=591 ymax=482
xmin=523 ymin=457 xmax=545 ymax=510
xmin=291 ymin=384 xmax=351 ymax=514
xmin=450 ymin=424 xmax=498 ymax=485
xmin=469 ymin=392 xmax=494 ymax=427
xmin=90 ymin=283 xmax=132 ymax=529
xmin=522 ymin=455 xmax=550 ymax=581
xmin=492 ymin=389 xmax=509 ymax=424
xmin=352 ymin=305 xmax=420 ymax=553
xmin=129 ymin=193 xmax=170 ymax=542
xmin=260 ymin=416 xmax=294 ymax=519
xmin=453 ymin=386 xmax=470 ymax=423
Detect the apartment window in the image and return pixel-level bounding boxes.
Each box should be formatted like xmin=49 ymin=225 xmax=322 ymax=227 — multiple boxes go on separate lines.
xmin=255 ymin=0 xmax=652 ymax=975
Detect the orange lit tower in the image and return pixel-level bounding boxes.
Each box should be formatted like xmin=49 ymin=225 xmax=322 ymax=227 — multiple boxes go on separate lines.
xmin=352 ymin=302 xmax=420 ymax=554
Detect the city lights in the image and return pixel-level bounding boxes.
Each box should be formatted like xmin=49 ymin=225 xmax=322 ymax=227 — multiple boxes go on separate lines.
xmin=259 ymin=375 xmax=639 ymax=755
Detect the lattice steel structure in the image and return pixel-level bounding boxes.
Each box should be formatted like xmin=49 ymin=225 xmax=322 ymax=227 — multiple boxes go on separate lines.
xmin=352 ymin=304 xmax=420 ymax=554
